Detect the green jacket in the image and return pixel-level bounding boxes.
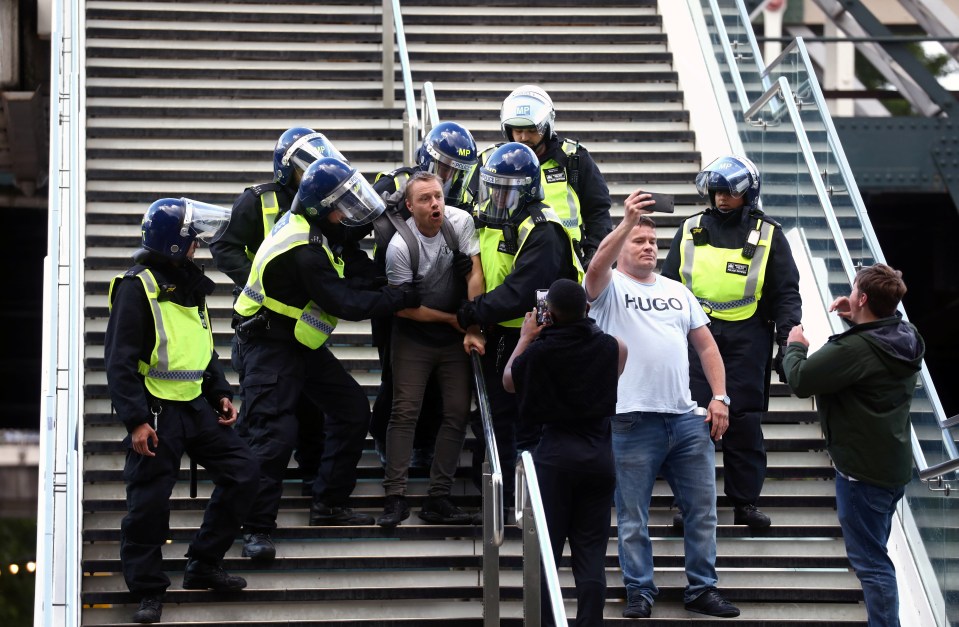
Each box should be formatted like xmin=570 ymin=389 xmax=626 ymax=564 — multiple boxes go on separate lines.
xmin=783 ymin=315 xmax=925 ymax=488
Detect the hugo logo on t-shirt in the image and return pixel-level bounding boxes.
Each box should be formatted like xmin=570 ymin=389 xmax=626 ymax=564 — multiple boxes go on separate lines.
xmin=622 ymin=294 xmax=685 ymax=312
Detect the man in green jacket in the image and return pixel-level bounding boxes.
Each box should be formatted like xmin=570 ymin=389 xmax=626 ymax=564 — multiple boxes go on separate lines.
xmin=782 ymin=263 xmax=924 ymax=627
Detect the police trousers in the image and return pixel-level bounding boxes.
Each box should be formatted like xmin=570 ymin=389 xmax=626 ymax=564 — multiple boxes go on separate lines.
xmin=120 ymin=399 xmax=258 ymax=597
xmin=238 ymin=337 xmax=370 ymax=531
xmin=688 ymin=315 xmax=770 ymax=506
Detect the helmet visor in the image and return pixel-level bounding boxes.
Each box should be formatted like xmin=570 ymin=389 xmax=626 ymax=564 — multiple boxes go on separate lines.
xmin=321 ymin=170 xmax=386 ymax=226
xmin=425 ymin=156 xmax=472 ymax=205
xmin=476 ymin=172 xmax=525 ymax=224
xmin=284 ymin=133 xmax=347 ymax=175
xmin=181 ymin=198 xmax=232 ymax=243
xmin=695 ymin=157 xmax=753 ymax=199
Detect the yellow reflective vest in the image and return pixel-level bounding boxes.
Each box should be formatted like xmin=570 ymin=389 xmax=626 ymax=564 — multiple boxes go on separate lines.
xmin=478 ymin=206 xmax=584 ymax=328
xmin=108 ymin=268 xmax=213 ymax=401
xmin=677 ymin=214 xmax=775 ymax=321
xmin=244 ymin=190 xmax=282 ymax=261
xmin=234 ymin=212 xmax=345 ymax=349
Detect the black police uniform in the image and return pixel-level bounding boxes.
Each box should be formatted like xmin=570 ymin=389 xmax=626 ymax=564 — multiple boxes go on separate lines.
xmin=209 ymin=183 xmax=324 ymax=486
xmin=105 ymin=257 xmax=258 ymax=598
xmin=367 ymin=168 xmax=444 ymax=460
xmin=237 ymin=223 xmax=412 ymax=531
xmin=458 ymin=205 xmax=580 ymax=502
xmin=661 ymin=206 xmax=801 ymax=508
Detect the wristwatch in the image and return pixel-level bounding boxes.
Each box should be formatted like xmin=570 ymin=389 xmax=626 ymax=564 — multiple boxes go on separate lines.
xmin=712 ymin=394 xmax=731 ymax=406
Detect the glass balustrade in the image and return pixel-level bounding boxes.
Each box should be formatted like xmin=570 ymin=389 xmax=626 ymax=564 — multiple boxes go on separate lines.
xmin=695 ymin=1 xmax=959 ymax=624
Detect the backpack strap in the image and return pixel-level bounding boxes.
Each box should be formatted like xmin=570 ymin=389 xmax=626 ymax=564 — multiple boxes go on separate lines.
xmin=439 ymin=219 xmax=459 ymax=255
xmin=386 ymin=211 xmax=422 ymax=282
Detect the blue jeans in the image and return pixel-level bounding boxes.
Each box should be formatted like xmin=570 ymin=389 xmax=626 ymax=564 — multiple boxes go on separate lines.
xmin=612 ymin=410 xmax=718 ymax=605
xmin=835 ymin=472 xmax=904 ymax=627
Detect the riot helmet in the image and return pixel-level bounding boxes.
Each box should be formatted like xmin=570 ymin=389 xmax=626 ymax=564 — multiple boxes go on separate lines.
xmin=416 ymin=121 xmax=478 ymax=206
xmin=140 ymin=197 xmax=232 ymax=262
xmin=295 ymin=157 xmax=385 ymax=226
xmin=499 ymin=85 xmax=556 ymax=146
xmin=273 ymin=127 xmax=347 ymax=188
xmin=695 ymin=155 xmax=762 ymax=211
xmin=475 ymin=142 xmax=543 ymax=225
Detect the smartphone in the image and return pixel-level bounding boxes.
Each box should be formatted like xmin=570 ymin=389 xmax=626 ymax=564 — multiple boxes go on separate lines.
xmin=535 ymin=289 xmax=550 ymax=325
xmin=645 ymin=191 xmax=675 ymax=213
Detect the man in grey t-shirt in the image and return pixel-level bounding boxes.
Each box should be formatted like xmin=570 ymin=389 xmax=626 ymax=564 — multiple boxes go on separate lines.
xmin=377 ymin=171 xmax=485 ymax=526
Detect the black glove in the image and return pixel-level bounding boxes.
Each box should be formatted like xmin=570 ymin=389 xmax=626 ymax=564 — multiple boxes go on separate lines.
xmin=773 ymin=342 xmax=787 ymax=384
xmin=580 ymin=246 xmax=597 ymax=271
xmin=456 ymin=300 xmax=478 ymax=330
xmin=348 ymin=275 xmax=388 ymax=291
xmin=395 ymin=283 xmax=421 ymax=310
xmin=451 ymin=251 xmax=473 ymax=279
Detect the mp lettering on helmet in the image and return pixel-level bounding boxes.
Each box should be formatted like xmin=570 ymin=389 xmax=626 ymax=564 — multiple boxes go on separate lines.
xmin=515 ymin=105 xmax=531 ymax=116
xmin=457 ymin=147 xmax=471 ymax=157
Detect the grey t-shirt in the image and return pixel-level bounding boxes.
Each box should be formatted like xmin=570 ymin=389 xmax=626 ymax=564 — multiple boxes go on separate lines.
xmin=385 ymin=206 xmax=479 ymax=344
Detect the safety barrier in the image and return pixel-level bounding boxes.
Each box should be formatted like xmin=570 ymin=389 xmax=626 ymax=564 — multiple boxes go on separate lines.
xmin=469 ymin=349 xmax=504 ymax=626
xmin=35 ymin=0 xmax=85 ymax=625
xmin=698 ymin=1 xmax=959 ymax=622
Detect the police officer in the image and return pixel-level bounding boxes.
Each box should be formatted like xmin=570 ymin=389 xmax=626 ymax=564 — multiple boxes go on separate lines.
xmin=367 ymin=121 xmax=479 ymax=467
xmin=661 ymin=156 xmax=801 ymax=529
xmin=455 ymin=142 xmax=583 ymax=504
xmin=105 ymin=198 xmax=258 ymax=624
xmin=236 ymin=157 xmax=420 ymax=562
xmin=210 ymin=127 xmax=346 ymax=496
xmin=467 ymin=85 xmax=612 ymax=268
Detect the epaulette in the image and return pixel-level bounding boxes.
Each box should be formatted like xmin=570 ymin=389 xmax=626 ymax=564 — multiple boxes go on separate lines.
xmin=526 ymin=203 xmax=549 ymax=224
xmin=123 ymin=264 xmax=144 ymax=279
xmin=249 ymin=182 xmax=282 ymax=197
xmin=750 ymin=209 xmax=781 ymax=229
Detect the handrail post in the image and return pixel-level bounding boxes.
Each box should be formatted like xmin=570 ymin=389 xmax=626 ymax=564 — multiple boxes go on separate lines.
xmin=520 ymin=464 xmax=541 ymax=627
xmin=470 ymin=349 xmax=504 ymax=625
xmin=481 ymin=459 xmax=500 ymax=627
xmin=381 ymin=0 xmax=394 ymax=108
xmin=516 ymin=452 xmax=567 ymax=626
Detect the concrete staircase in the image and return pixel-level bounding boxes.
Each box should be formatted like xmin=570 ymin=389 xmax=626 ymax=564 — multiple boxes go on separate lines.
xmin=79 ymin=0 xmax=867 ymax=624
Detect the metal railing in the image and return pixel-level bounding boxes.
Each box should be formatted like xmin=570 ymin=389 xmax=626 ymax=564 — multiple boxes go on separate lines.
xmin=35 ymin=0 xmax=85 ymax=624
xmin=382 ymin=0 xmax=419 ymax=166
xmin=469 ymin=349 xmax=503 ymax=627
xmin=698 ymin=1 xmax=959 ymax=622
xmin=702 ymin=0 xmax=958 ymax=486
xmin=515 ymin=451 xmax=567 ymax=627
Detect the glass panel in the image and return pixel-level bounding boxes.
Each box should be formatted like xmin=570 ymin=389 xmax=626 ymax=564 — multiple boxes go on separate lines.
xmin=697 ymin=2 xmax=958 ymax=625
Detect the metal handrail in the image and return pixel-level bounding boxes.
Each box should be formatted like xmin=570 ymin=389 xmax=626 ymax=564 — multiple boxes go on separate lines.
xmin=469 ymin=349 xmax=503 ymax=627
xmin=758 ymin=36 xmax=959 ymax=468
xmin=36 ymin=0 xmax=84 ymax=624
xmin=515 ymin=451 xmax=567 ymax=626
xmin=383 ymin=0 xmax=419 ymax=166
xmin=704 ymin=0 xmax=958 ymax=483
xmin=420 ymin=81 xmax=440 ymax=138
xmin=470 ymin=350 xmax=504 ymax=545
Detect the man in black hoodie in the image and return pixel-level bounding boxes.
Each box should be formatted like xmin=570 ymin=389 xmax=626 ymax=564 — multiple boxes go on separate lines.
xmin=783 ymin=263 xmax=924 ymax=627
xmin=503 ymin=278 xmax=626 ymax=627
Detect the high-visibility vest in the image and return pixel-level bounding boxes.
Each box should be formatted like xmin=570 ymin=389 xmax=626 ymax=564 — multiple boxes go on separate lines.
xmin=244 ymin=189 xmax=282 ymax=261
xmin=108 ymin=268 xmax=213 ymax=401
xmin=478 ymin=205 xmax=584 ymax=328
xmin=677 ymin=214 xmax=775 ymax=321
xmin=234 ymin=212 xmax=344 ymax=349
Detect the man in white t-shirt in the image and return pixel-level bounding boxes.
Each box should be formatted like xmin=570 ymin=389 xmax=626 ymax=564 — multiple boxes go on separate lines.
xmin=377 ymin=171 xmax=485 ymax=527
xmin=585 ymin=193 xmax=739 ymax=619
